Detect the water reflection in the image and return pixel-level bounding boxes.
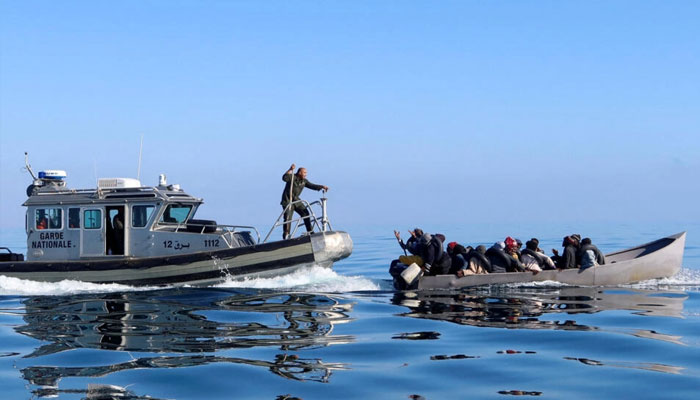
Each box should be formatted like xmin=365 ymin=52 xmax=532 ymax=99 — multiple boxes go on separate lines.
xmin=14 ymin=288 xmax=354 ymax=396
xmin=564 ymin=356 xmax=684 ymax=374
xmin=33 ymin=383 xmax=169 ymax=400
xmin=392 ymin=287 xmax=687 ymax=334
xmin=22 ymin=353 xmax=347 ymax=387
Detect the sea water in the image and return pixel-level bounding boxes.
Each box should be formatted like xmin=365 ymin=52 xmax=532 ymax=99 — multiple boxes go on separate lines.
xmin=1 ymin=223 xmax=699 ymax=399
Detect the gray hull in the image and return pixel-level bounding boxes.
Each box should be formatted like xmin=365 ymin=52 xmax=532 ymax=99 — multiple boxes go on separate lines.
xmin=417 ymin=232 xmax=686 ymax=290
xmin=0 ymin=231 xmax=353 ymax=286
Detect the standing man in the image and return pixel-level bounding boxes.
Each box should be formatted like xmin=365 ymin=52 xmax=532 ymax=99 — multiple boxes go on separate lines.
xmin=281 ymin=164 xmax=329 ymax=239
xmin=112 ymin=209 xmax=125 ymax=255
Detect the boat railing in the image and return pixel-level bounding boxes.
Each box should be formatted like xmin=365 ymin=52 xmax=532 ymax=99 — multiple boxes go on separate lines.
xmin=154 ymin=222 xmax=262 ymax=244
xmin=263 ymin=193 xmax=332 ymax=243
xmin=218 ymin=225 xmax=261 ymax=246
xmin=30 ymin=188 xmax=99 ymax=196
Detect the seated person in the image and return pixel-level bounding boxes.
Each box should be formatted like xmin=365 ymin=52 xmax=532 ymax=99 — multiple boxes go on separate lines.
xmin=457 ymin=245 xmax=491 ymax=276
xmin=520 ymin=239 xmax=556 ymax=273
xmin=505 ymin=236 xmax=522 ymax=260
xmin=36 ymin=217 xmax=48 ymax=230
xmin=394 ymin=228 xmax=424 ymax=256
xmin=447 ymin=242 xmax=472 ymax=274
xmin=578 ymin=237 xmax=605 ymax=269
xmin=486 ymin=242 xmax=525 ymax=273
xmin=552 ymin=235 xmax=580 ymax=269
xmin=420 ymin=232 xmax=452 ymax=276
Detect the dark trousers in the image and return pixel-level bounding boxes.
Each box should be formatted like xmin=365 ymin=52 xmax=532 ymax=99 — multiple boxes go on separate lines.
xmin=282 ymin=203 xmax=313 ymax=238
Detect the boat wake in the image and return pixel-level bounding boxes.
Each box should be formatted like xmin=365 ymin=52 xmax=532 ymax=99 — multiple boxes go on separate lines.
xmin=631 ymin=267 xmax=700 ymax=289
xmin=1 ymin=267 xmax=696 ymax=296
xmin=459 ymin=268 xmax=700 ymax=291
xmin=0 ymin=275 xmax=157 ymax=296
xmin=216 ymin=265 xmax=382 ymax=292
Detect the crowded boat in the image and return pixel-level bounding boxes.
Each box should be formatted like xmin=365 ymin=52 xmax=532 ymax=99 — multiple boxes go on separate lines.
xmin=390 ymin=228 xmax=622 ymax=290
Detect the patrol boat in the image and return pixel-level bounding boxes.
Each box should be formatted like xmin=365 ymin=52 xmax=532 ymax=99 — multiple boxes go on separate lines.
xmin=0 ymin=157 xmax=353 ymax=286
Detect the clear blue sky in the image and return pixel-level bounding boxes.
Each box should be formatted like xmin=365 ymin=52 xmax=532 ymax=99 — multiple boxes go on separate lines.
xmin=1 ymin=1 xmax=699 ymax=230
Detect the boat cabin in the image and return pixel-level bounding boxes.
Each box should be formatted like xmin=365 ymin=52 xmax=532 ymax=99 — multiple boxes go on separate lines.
xmin=23 ymin=172 xmax=256 ymax=261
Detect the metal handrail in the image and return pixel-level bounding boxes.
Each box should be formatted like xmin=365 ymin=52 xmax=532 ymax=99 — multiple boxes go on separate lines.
xmin=152 ymin=193 xmax=332 ymax=245
xmin=154 ymin=222 xmax=261 ymax=244
xmin=262 ymin=194 xmax=332 ymax=243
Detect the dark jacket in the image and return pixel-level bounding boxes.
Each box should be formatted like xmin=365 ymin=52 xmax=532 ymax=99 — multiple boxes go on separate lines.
xmin=578 ymin=244 xmax=605 ymax=265
xmin=464 ymin=250 xmax=493 ymax=273
xmin=399 ymin=236 xmax=422 ymax=256
xmin=281 ymin=172 xmax=324 ymax=206
xmin=554 ymin=244 xmax=579 ymax=269
xmin=423 ymin=236 xmax=452 ymax=276
xmin=486 ymin=246 xmax=524 ymax=273
xmin=448 ymin=244 xmax=470 ymax=273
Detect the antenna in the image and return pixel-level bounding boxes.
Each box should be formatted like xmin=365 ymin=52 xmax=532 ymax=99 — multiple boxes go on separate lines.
xmin=93 ymin=159 xmax=98 ymax=185
xmin=136 ymin=135 xmax=144 ymax=181
xmin=24 ymin=152 xmax=37 ymax=180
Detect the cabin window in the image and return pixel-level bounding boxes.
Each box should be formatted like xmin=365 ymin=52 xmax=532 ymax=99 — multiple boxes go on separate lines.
xmin=159 ymin=204 xmax=192 ymax=224
xmin=68 ymin=208 xmax=80 ymax=229
xmin=132 ymin=205 xmax=155 ymax=228
xmin=83 ymin=210 xmax=102 ymax=229
xmin=35 ymin=208 xmax=62 ymax=230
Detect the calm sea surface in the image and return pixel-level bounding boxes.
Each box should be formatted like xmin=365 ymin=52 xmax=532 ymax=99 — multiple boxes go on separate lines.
xmin=1 ymin=222 xmax=699 ymax=399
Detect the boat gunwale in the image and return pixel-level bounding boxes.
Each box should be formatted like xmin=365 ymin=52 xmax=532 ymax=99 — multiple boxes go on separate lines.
xmin=604 ymin=231 xmax=685 ymax=258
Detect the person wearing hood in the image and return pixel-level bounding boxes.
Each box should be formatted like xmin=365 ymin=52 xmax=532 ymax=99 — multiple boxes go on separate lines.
xmin=394 ymin=228 xmax=424 ymax=257
xmin=392 ymin=229 xmax=451 ymax=275
xmin=486 ymin=242 xmax=525 ymax=273
xmin=420 ymin=232 xmax=452 ymax=275
xmin=552 ymin=235 xmax=580 ymax=269
xmin=578 ymin=237 xmax=605 ymax=269
xmin=521 ymin=239 xmax=556 ymax=272
xmin=457 ymin=244 xmax=491 ymax=276
xmin=447 ymin=242 xmax=472 ymax=273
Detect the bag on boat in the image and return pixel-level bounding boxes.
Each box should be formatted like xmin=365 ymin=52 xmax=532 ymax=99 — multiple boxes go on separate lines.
xmin=399 ymin=255 xmax=424 ymax=267
xmin=400 ymin=263 xmax=423 ymax=286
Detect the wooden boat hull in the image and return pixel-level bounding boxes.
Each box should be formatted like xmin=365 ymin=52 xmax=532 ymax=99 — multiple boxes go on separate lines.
xmin=416 ymin=232 xmax=686 ymax=290
xmin=0 ymin=231 xmax=353 ymax=286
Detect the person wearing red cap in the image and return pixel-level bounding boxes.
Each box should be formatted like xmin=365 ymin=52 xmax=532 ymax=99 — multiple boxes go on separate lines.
xmin=504 ymin=236 xmax=522 ymax=261
xmin=446 ymin=242 xmax=471 ymax=273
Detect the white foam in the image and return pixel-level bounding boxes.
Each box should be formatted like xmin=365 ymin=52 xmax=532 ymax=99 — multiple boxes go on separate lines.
xmin=628 ymin=268 xmax=700 ymax=288
xmin=0 ymin=275 xmax=155 ymax=296
xmin=215 ymin=265 xmax=382 ymax=292
xmin=502 ymin=269 xmax=700 ymax=290
xmin=505 ymin=280 xmax=571 ymax=288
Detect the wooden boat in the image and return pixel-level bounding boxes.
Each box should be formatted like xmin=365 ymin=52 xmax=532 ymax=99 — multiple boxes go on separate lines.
xmin=402 ymin=232 xmax=686 ymax=290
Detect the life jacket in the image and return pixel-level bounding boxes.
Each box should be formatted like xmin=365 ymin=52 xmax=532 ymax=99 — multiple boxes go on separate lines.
xmin=431 ymin=237 xmax=444 ymax=263
xmin=521 ymin=248 xmax=547 ymax=268
xmin=449 ymin=253 xmax=466 ymax=274
xmin=486 ymin=247 xmax=512 ymax=273
xmin=465 ymin=251 xmax=492 ymax=273
xmin=424 ymin=236 xmax=451 ymax=275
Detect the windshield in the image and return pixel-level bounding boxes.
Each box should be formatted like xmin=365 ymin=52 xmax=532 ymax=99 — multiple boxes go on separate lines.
xmin=159 ymin=204 xmax=193 ymax=224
